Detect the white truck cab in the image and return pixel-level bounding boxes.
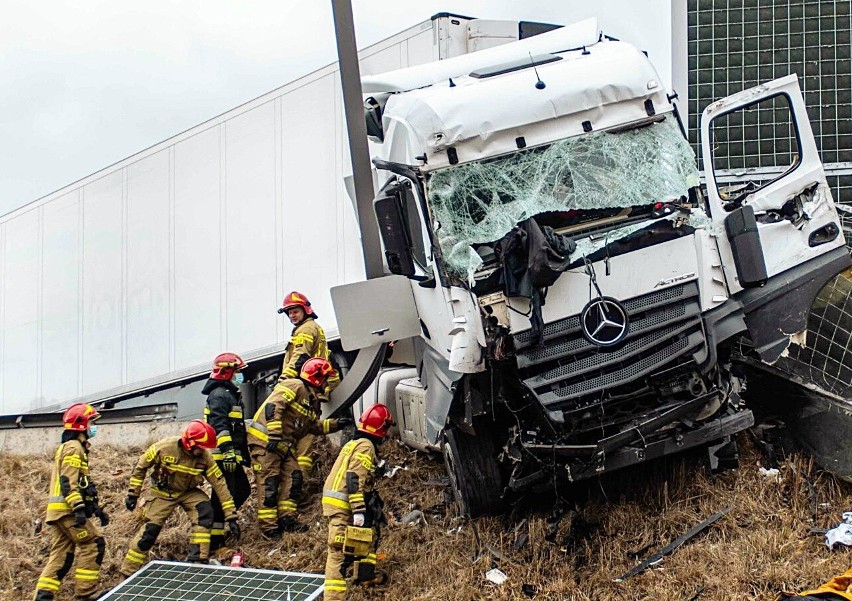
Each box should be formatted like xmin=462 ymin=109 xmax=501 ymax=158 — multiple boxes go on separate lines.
xmin=332 ymin=20 xmax=849 ymax=515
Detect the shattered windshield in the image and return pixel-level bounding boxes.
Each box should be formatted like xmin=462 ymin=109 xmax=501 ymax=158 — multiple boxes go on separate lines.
xmin=427 ymin=118 xmax=700 ymax=279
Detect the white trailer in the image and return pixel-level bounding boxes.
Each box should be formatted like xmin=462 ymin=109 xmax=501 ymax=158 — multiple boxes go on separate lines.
xmin=0 ymin=14 xmax=560 ymax=417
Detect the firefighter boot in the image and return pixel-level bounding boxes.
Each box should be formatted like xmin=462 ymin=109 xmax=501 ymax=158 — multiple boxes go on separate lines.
xmin=278 ymin=515 xmax=308 ymax=533
xmin=353 ymin=556 xmax=388 ymax=586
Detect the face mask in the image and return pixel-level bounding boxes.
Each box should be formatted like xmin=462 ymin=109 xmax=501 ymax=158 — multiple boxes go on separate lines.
xmin=233 ymin=372 xmax=245 ymax=386
xmin=87 ymin=424 xmax=98 ymax=438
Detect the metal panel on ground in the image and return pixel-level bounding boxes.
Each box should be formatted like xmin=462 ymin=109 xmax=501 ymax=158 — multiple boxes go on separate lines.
xmin=99 ymin=561 xmax=323 ymax=601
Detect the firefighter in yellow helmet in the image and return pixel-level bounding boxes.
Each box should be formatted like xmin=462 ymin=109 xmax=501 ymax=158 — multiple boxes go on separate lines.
xmin=247 ymin=357 xmax=352 ymax=539
xmin=34 ymin=403 xmax=107 ymax=601
xmin=119 ymin=420 xmax=240 ymax=577
xmin=322 ymin=403 xmax=394 ymax=600
xmin=277 ymin=291 xmax=341 ymax=483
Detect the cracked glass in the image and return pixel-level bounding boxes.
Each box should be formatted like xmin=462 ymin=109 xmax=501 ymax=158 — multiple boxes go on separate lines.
xmin=426 ymin=118 xmax=700 ymax=279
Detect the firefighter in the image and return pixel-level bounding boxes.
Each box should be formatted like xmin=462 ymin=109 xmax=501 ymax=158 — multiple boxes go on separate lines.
xmin=247 ymin=357 xmax=352 ymax=539
xmin=277 ymin=291 xmax=341 ymax=482
xmin=322 ymin=403 xmax=394 ymax=600
xmin=119 ymin=420 xmax=240 ymax=577
xmin=202 ymin=352 xmax=251 ymax=551
xmin=34 ymin=403 xmax=108 ymax=601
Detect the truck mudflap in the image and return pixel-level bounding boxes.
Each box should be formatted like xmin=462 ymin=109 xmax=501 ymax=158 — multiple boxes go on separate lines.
xmin=324 ymin=344 xmax=388 ymax=419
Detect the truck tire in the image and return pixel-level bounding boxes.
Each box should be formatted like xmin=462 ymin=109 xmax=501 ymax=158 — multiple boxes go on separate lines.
xmin=442 ymin=427 xmax=505 ymax=517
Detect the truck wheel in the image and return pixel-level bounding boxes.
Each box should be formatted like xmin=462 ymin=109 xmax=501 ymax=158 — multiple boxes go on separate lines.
xmin=443 ymin=427 xmax=505 ymax=516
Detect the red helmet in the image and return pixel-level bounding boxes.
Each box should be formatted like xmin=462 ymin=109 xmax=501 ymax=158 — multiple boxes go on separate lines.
xmin=63 ymin=403 xmax=101 ymax=432
xmin=300 ymin=357 xmax=334 ymax=388
xmin=278 ymin=291 xmax=315 ymax=316
xmin=357 ymin=403 xmax=395 ymax=439
xmin=181 ymin=419 xmax=217 ymax=450
xmin=211 ymin=352 xmax=247 ymax=381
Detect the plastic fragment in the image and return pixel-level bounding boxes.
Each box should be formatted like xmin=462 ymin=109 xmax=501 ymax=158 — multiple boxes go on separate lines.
xmin=485 ymin=568 xmax=508 ymax=585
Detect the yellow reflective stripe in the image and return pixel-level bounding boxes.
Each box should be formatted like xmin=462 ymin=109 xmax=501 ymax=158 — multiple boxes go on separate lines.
xmin=227 ymin=411 xmax=243 ymax=419
xmin=290 ymin=333 xmax=314 ymax=345
xmin=354 ymin=452 xmax=374 ymax=471
xmin=322 ymin=495 xmax=350 ymax=510
xmin=331 ymin=442 xmax=356 ymax=491
xmin=247 ymin=425 xmax=269 ymax=442
xmin=282 ymin=367 xmax=298 ymax=377
xmin=221 ymin=500 xmax=235 ymax=510
xmin=189 ymin=532 xmax=211 ymax=543
xmin=167 ymin=464 xmax=204 ymax=475
xmin=37 ymin=578 xmax=61 ymax=591
xmin=210 ymin=528 xmax=225 ymax=536
xmin=298 ymin=456 xmax=313 ymax=469
xmin=47 ymin=502 xmax=70 ymax=511
xmin=267 ymin=420 xmax=283 ymax=430
xmin=349 ymin=493 xmax=364 ymax=503
xmin=217 ymin=434 xmax=233 ymax=445
xmin=278 ymin=500 xmax=297 ymax=511
xmin=125 ymin=549 xmax=146 ymax=563
xmin=129 ymin=477 xmax=143 ymax=487
xmin=280 ymin=387 xmax=296 ymax=401
xmin=66 ymin=492 xmax=83 ymax=505
xmin=361 ymin=555 xmax=377 ymax=565
xmin=75 ymin=568 xmax=100 ymax=581
xmin=257 ymin=509 xmax=278 ymax=518
xmin=324 ymin=579 xmax=347 ymax=592
xmin=62 ymin=455 xmax=83 ymax=468
xmin=323 ymin=420 xmax=332 ymax=434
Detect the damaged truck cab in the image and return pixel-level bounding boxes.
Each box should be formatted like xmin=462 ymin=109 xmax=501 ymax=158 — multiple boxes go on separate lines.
xmin=333 ymin=20 xmax=850 ymax=515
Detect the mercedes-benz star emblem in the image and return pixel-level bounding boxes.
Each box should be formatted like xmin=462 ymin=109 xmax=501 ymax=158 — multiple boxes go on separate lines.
xmin=580 ymin=296 xmax=629 ymax=347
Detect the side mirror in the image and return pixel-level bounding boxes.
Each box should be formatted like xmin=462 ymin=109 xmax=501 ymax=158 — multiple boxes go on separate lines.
xmin=374 ymin=188 xmax=415 ymax=277
xmin=364 ymin=96 xmax=385 ymax=143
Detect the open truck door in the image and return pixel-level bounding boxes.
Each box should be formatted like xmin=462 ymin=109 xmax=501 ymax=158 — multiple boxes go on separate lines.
xmin=701 ymin=74 xmax=846 ymax=290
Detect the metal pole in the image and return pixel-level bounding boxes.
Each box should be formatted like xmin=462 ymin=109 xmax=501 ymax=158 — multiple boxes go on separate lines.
xmin=331 ymin=0 xmax=384 ymax=280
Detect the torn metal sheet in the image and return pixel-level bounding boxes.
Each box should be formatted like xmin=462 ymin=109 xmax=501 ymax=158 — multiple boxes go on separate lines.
xmin=613 ymin=507 xmax=731 ymax=582
xmin=426 ymin=118 xmax=700 ymax=277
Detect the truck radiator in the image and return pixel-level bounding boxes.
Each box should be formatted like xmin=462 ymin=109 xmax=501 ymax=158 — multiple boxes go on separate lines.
xmin=514 ymin=283 xmax=706 ymax=429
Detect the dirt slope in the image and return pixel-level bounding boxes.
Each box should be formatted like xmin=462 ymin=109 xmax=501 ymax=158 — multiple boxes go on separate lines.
xmin=7 ymin=434 xmax=852 ymax=601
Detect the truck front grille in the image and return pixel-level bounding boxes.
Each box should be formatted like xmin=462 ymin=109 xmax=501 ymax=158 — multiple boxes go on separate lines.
xmin=514 ymin=283 xmax=706 ymax=427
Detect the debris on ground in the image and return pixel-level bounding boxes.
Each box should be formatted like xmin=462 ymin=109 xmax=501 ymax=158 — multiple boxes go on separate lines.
xmin=485 ymin=567 xmax=508 ymax=585
xmin=8 ymin=435 xmax=852 ymax=600
xmin=825 ymin=512 xmax=852 ymax=549
xmin=613 ymin=507 xmax=731 ymax=582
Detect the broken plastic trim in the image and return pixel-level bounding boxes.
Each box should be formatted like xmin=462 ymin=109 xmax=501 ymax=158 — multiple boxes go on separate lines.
xmin=426 ymin=118 xmax=700 ymax=280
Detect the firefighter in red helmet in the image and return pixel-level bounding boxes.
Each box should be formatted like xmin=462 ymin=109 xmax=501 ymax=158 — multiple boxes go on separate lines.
xmin=202 ymin=352 xmax=251 ymax=551
xmin=277 ymin=291 xmax=342 ymax=507
xmin=33 ymin=403 xmax=107 ymax=601
xmin=322 ymin=403 xmax=394 ymax=600
xmin=247 ymin=357 xmax=352 ymax=538
xmin=119 ymin=420 xmax=240 ymax=577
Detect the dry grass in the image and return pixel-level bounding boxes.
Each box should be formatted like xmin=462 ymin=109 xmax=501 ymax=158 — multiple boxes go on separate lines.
xmin=8 ymin=434 xmax=852 ymax=600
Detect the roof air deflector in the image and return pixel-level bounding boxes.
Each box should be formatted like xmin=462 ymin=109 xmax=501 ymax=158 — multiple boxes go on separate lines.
xmin=469 ymin=54 xmax=562 ymax=79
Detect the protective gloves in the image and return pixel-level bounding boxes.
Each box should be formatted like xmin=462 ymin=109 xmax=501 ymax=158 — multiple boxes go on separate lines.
xmin=227 ymin=519 xmax=241 ymax=541
xmin=97 ymin=510 xmax=110 ymax=527
xmin=352 ymin=513 xmax=365 ymax=527
xmin=73 ymin=506 xmax=87 ymax=527
xmin=266 ymin=439 xmax=291 ymax=456
xmin=336 ymin=417 xmax=355 ymax=428
xmin=125 ymin=494 xmax=138 ymax=512
xmin=221 ymin=449 xmax=239 ymax=473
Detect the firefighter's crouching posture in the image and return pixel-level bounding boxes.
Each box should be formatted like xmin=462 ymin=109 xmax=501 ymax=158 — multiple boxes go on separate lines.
xmin=202 ymin=352 xmax=252 ymax=551
xmin=247 ymin=357 xmax=352 ymax=538
xmin=34 ymin=404 xmax=108 ymax=601
xmin=120 ymin=420 xmax=240 ymax=576
xmin=277 ymin=291 xmax=341 ymax=480
xmin=322 ymin=403 xmax=394 ymax=600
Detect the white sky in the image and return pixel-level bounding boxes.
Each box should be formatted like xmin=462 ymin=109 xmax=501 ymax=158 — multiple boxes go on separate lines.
xmin=0 ymin=0 xmax=674 ymax=216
